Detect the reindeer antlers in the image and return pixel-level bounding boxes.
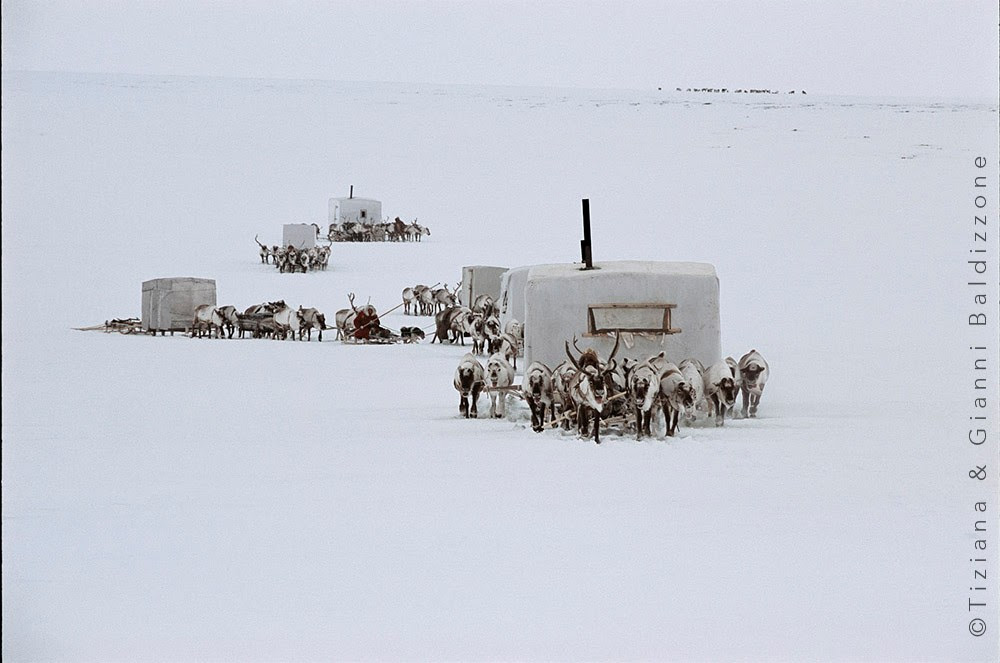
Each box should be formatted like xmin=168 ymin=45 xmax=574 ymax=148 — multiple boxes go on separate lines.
xmin=565 ymin=340 xmax=581 ymax=370
xmin=607 ymin=330 xmax=622 ymax=364
xmin=568 ymin=332 xmax=621 ymax=371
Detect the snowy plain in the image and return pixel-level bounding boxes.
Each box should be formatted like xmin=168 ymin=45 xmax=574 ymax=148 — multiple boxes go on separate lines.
xmin=2 ymin=71 xmax=998 ymax=661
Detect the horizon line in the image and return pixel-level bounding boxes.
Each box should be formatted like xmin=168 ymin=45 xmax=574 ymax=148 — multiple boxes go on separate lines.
xmin=3 ymin=68 xmax=998 ymax=104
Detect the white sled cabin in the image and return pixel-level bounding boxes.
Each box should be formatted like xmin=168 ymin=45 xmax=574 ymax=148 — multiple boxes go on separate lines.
xmin=459 ymin=265 xmax=508 ymax=308
xmin=498 ymin=263 xmax=559 ymax=332
xmin=282 ymin=223 xmax=317 ymax=249
xmin=141 ymin=277 xmax=217 ymax=334
xmin=328 ymin=195 xmax=382 ymax=226
xmin=518 ymin=261 xmax=721 ymax=370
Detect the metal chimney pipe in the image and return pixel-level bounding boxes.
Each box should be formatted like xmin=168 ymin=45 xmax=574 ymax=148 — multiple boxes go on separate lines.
xmin=350 ymin=185 xmax=354 ymax=199
xmin=581 ymin=198 xmax=593 ymax=269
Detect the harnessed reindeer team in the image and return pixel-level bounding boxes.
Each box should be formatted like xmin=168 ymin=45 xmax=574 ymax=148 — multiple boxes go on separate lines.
xmin=190 ymin=301 xmax=328 ymax=341
xmin=452 ymin=329 xmax=770 ymax=444
xmin=254 ymin=218 xmax=430 ymax=271
xmin=255 ymin=236 xmax=331 ymax=273
xmin=327 ymin=217 xmax=430 ymax=243
xmin=396 ymin=282 xmax=772 ymax=441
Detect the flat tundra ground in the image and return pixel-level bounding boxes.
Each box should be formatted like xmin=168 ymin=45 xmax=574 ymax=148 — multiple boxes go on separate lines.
xmin=2 ymin=72 xmax=998 ymax=661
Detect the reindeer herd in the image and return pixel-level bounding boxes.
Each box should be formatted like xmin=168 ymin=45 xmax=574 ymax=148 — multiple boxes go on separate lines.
xmin=400 ymin=285 xmax=520 ymax=357
xmin=255 ymin=236 xmax=331 ymax=273
xmin=254 ymin=219 xmax=432 ymax=271
xmin=191 ymin=301 xmax=327 ymax=341
xmin=329 ymin=218 xmax=430 ymax=243
xmin=401 ymin=283 xmax=460 ymax=316
xmin=453 ymin=331 xmax=770 ymax=444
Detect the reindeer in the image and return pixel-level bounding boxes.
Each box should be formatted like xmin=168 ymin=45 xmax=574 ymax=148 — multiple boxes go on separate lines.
xmin=468 ymin=312 xmax=487 ymax=355
xmin=454 ymin=353 xmax=485 ymax=418
xmin=738 ymin=350 xmax=769 ymax=418
xmin=274 ymin=246 xmax=289 ymax=272
xmin=281 ymin=246 xmax=297 ymax=273
xmin=504 ymin=319 xmax=524 ymax=350
xmin=402 ymin=287 xmax=416 ymax=315
xmin=316 ymin=245 xmax=331 ymax=270
xmin=497 ymin=331 xmax=519 ymax=370
xmin=298 ymin=250 xmax=312 ymax=273
xmin=550 ymin=359 xmax=579 ymax=431
xmin=244 ymin=300 xmax=285 ymax=316
xmin=298 ymin=307 xmax=326 ymax=341
xmin=627 ymin=352 xmax=665 ymax=440
xmin=254 ymin=235 xmax=271 ymax=264
xmin=432 ymin=285 xmax=456 ymax=312
xmin=485 ymin=353 xmax=515 ymax=418
xmin=522 ymin=361 xmax=554 ymax=432
xmin=410 ymin=285 xmax=429 ymax=314
xmin=192 ymin=305 xmax=224 ymax=338
xmin=334 ymin=309 xmax=357 ymax=340
xmin=659 ymin=364 xmax=696 ymax=437
xmin=432 ymin=306 xmax=473 ymax=344
xmin=418 ymin=286 xmax=436 ymax=316
xmin=483 ymin=315 xmax=502 ymax=353
xmin=272 ymin=304 xmax=303 ymax=340
xmin=405 ymin=221 xmax=430 ymax=242
xmin=335 ymin=293 xmax=360 ymax=340
xmin=704 ymin=360 xmax=740 ymax=427
xmin=604 ymin=361 xmax=629 ymax=421
xmin=216 ymin=305 xmax=240 ymax=339
xmin=564 ymin=333 xmax=622 ymax=444
xmin=472 ymin=294 xmax=496 ymax=319
xmin=240 ymin=300 xmax=284 ymax=339
xmin=342 ymin=221 xmax=362 ymax=242
xmin=724 ymin=356 xmax=742 ymax=419
xmin=572 ymin=335 xmax=627 ymax=422
xmin=678 ymin=358 xmax=707 ymax=422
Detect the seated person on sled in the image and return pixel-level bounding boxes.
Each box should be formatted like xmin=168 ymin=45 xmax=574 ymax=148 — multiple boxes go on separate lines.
xmin=347 ymin=292 xmax=395 ymax=341
xmin=353 ymin=304 xmax=382 ymax=340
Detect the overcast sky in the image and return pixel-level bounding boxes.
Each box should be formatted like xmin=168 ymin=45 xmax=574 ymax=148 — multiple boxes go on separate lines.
xmin=2 ymin=0 xmax=998 ymax=98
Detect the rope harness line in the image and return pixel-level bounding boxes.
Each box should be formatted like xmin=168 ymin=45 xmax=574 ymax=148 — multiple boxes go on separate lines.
xmin=353 ymin=282 xmax=443 ymax=334
xmin=546 ymin=390 xmax=630 ymax=429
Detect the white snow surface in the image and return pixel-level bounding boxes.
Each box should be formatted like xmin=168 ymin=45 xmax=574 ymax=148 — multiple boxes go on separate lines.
xmin=3 ymin=72 xmax=998 ymax=661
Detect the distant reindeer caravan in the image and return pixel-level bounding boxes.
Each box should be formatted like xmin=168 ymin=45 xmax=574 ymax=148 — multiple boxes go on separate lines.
xmin=255 ymin=235 xmax=331 ymax=273
xmin=327 ymin=217 xmax=430 ymax=243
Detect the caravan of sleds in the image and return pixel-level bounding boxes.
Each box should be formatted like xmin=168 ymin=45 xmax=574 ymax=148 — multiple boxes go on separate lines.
xmin=254 ymin=218 xmax=431 ymax=271
xmin=93 ymin=278 xmax=771 ymax=442
xmin=194 ymin=282 xmax=504 ymax=347
xmin=188 ymin=290 xmax=432 ymax=344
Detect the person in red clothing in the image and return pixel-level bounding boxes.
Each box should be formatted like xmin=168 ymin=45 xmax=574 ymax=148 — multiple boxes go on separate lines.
xmin=353 ymin=304 xmax=380 ymax=341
